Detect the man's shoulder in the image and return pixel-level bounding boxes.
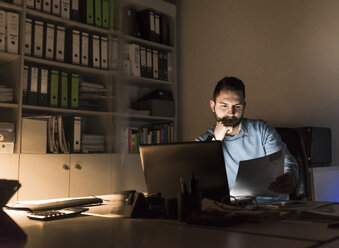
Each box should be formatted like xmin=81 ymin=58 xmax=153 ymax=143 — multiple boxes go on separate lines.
xmin=196 ymin=128 xmax=214 ymax=141
xmin=243 ymin=118 xmax=273 ymax=132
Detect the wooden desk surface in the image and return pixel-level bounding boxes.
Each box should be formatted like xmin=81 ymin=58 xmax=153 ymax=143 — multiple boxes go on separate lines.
xmin=3 ymin=208 xmax=339 ymax=248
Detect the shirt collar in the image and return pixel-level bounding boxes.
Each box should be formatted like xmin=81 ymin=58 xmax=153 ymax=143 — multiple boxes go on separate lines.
xmin=238 ymin=119 xmax=248 ymax=135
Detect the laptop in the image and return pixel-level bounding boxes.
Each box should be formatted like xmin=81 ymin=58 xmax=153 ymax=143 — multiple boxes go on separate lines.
xmin=139 ymin=141 xmax=230 ymax=203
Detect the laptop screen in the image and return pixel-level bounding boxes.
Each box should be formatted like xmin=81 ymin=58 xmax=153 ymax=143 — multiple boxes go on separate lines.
xmin=139 ymin=141 xmax=230 ymax=202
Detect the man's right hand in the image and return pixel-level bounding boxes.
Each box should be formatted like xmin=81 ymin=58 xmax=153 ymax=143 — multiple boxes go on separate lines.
xmin=213 ymin=122 xmax=233 ymax=140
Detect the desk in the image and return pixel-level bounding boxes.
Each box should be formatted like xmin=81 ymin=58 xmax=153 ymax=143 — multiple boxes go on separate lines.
xmin=3 ymin=201 xmax=339 ymax=248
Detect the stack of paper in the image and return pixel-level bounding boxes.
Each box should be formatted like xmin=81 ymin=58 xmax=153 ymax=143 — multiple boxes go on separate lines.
xmin=0 ymin=85 xmax=14 ymax=103
xmin=79 ymin=81 xmax=107 ymax=111
xmin=81 ymin=134 xmax=105 ymax=153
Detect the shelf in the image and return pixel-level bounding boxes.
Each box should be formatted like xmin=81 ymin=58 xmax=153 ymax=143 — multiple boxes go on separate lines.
xmin=24 ymin=56 xmax=116 ymax=75
xmin=22 ymin=105 xmax=114 ymax=116
xmin=0 ymin=103 xmax=19 ymax=109
xmin=0 ymin=2 xmax=23 ymax=12
xmin=117 ymin=112 xmax=175 ymax=121
xmin=26 ymin=8 xmax=114 ymax=35
xmin=124 ymin=75 xmax=175 ymax=87
xmin=124 ymin=35 xmax=174 ymax=51
xmin=0 ymin=52 xmax=20 ymax=65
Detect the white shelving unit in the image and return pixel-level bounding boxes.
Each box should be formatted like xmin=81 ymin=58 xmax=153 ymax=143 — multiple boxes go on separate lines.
xmin=0 ymin=0 xmax=177 ymax=202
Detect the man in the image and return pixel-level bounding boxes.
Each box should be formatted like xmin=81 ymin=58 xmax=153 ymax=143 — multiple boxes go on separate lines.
xmin=196 ymin=76 xmax=298 ymax=199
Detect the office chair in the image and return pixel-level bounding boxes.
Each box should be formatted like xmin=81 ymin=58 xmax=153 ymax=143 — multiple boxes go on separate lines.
xmin=275 ymin=127 xmax=311 ymax=200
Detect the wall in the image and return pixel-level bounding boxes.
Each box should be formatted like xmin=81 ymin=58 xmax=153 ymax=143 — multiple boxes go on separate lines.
xmin=178 ymin=0 xmax=339 ymax=166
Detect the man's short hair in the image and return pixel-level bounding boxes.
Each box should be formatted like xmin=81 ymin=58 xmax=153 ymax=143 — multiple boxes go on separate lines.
xmin=213 ymin=76 xmax=245 ymax=101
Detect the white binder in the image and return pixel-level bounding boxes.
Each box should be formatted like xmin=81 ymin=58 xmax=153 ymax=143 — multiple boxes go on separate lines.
xmin=24 ymin=18 xmax=32 ymax=56
xmin=110 ymin=38 xmax=119 ymax=69
xmin=129 ymin=43 xmax=140 ymax=77
xmin=55 ymin=25 xmax=65 ymax=61
xmin=81 ymin=31 xmax=89 ymax=66
xmin=0 ymin=10 xmax=5 ymax=52
xmin=61 ymin=0 xmax=70 ymax=19
xmin=42 ymin=0 xmax=52 ymax=13
xmin=72 ymin=29 xmax=80 ymax=64
xmin=5 ymin=12 xmax=19 ymax=54
xmin=92 ymin=34 xmax=100 ymax=68
xmin=52 ymin=0 xmax=61 ymax=16
xmin=100 ymin=36 xmax=108 ymax=69
xmin=33 ymin=20 xmax=44 ymax=58
xmin=45 ymin=23 xmax=55 ymax=60
xmin=73 ymin=116 xmax=81 ymax=152
xmin=30 ymin=66 xmax=39 ymax=99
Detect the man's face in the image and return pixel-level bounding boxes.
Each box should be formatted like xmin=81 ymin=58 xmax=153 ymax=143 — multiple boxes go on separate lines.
xmin=210 ymin=90 xmax=246 ymax=127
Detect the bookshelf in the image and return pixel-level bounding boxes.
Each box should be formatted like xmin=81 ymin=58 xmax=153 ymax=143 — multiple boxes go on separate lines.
xmin=0 ymin=0 xmax=177 ymax=201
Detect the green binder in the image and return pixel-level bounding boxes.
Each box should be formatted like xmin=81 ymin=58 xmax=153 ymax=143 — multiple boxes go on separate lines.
xmin=49 ymin=69 xmax=59 ymax=107
xmin=70 ymin=73 xmax=79 ymax=108
xmin=86 ymin=0 xmax=94 ymax=25
xmin=38 ymin=68 xmax=49 ymax=106
xmin=94 ymin=0 xmax=102 ymax=27
xmin=102 ymin=0 xmax=109 ymax=29
xmin=60 ymin=72 xmax=68 ymax=108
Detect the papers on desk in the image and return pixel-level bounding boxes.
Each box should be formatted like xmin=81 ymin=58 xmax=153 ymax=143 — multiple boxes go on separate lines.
xmin=231 ymin=150 xmax=285 ymax=198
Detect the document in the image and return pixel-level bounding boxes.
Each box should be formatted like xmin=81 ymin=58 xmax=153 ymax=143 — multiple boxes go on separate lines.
xmin=0 ymin=10 xmax=6 ymax=52
xmin=52 ymin=0 xmax=61 ymax=16
xmin=33 ymin=20 xmax=44 ymax=58
xmin=44 ymin=23 xmax=55 ymax=60
xmin=5 ymin=12 xmax=19 ymax=54
xmin=24 ymin=18 xmax=32 ymax=56
xmin=230 ymin=150 xmax=285 ymax=198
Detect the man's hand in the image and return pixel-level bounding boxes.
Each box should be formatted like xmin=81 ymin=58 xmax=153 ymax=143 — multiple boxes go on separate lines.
xmin=213 ymin=122 xmax=233 ymax=140
xmin=268 ymin=173 xmax=296 ymax=195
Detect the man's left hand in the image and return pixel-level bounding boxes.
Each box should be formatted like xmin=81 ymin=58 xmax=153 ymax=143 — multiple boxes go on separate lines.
xmin=268 ymin=173 xmax=295 ymax=194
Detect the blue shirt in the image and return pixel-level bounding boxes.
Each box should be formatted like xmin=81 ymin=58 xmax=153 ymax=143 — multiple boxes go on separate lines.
xmin=196 ymin=118 xmax=299 ymax=195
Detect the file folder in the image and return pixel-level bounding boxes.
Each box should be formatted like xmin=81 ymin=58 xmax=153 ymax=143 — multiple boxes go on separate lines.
xmin=140 ymin=46 xmax=147 ymax=77
xmin=167 ymin=52 xmax=173 ymax=82
xmin=146 ymin=47 xmax=153 ymax=78
xmin=28 ymin=66 xmax=38 ymax=105
xmin=123 ymin=43 xmax=131 ymax=74
xmin=33 ymin=20 xmax=44 ymax=58
xmin=160 ymin=15 xmax=169 ymax=45
xmin=70 ymin=0 xmax=80 ymax=21
xmin=137 ymin=10 xmax=155 ymax=41
xmin=69 ymin=73 xmax=79 ymax=108
xmin=42 ymin=0 xmax=52 ymax=13
xmin=35 ymin=0 xmax=42 ymax=11
xmin=5 ymin=12 xmax=19 ymax=54
xmin=26 ymin=0 xmax=34 ymax=8
xmin=163 ymin=52 xmax=168 ymax=81
xmin=92 ymin=34 xmax=100 ymax=68
xmin=102 ymin=0 xmax=109 ymax=29
xmin=60 ymin=72 xmax=68 ymax=108
xmin=0 ymin=10 xmax=6 ymax=52
xmin=81 ymin=31 xmax=89 ymax=66
xmin=100 ymin=36 xmax=108 ymax=69
xmin=52 ymin=0 xmax=61 ymax=16
xmin=61 ymin=0 xmax=70 ymax=19
xmin=72 ymin=29 xmax=80 ymax=64
xmin=85 ymin=0 xmax=94 ymax=25
xmin=55 ymin=25 xmax=65 ymax=62
xmin=38 ymin=68 xmax=49 ymax=106
xmin=44 ymin=23 xmax=55 ymax=60
xmin=129 ymin=43 xmax=140 ymax=77
xmin=49 ymin=69 xmax=59 ymax=107
xmin=94 ymin=0 xmax=102 ymax=27
xmin=152 ymin=49 xmax=158 ymax=79
xmin=110 ymin=38 xmax=119 ymax=69
xmin=154 ymin=13 xmax=160 ymax=43
xmin=158 ymin=50 xmax=164 ymax=80
xmin=64 ymin=116 xmax=81 ymax=152
xmin=22 ymin=65 xmax=29 ymax=104
xmin=24 ymin=18 xmax=32 ymax=56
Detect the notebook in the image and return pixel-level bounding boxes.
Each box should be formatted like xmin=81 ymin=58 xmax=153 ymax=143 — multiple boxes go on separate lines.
xmin=139 ymin=141 xmax=230 ymax=203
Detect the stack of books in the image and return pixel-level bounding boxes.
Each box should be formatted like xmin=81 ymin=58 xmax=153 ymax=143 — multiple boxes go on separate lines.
xmin=0 ymin=85 xmax=14 ymax=103
xmin=81 ymin=134 xmax=105 ymax=153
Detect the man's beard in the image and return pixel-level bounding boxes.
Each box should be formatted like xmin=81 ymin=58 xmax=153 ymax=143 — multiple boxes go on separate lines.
xmin=215 ymin=114 xmax=243 ymax=127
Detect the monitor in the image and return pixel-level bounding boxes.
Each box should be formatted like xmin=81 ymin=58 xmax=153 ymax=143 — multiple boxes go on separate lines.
xmin=139 ymin=141 xmax=230 ymax=202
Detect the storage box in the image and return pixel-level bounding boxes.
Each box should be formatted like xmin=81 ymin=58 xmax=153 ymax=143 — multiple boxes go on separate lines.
xmin=21 ymin=118 xmax=47 ymax=153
